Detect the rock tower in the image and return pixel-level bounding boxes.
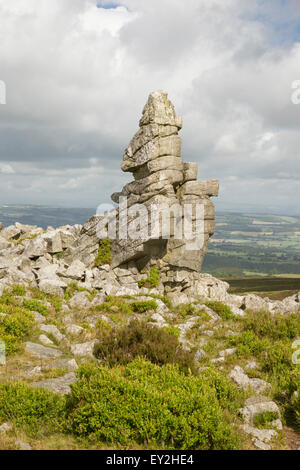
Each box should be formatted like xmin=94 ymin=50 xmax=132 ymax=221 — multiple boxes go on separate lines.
xmin=110 ymin=90 xmax=219 ymax=272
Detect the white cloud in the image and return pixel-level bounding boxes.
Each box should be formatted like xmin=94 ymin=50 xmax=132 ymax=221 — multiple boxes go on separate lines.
xmin=0 ymin=163 xmax=15 ymax=174
xmin=0 ymin=0 xmax=299 ymax=212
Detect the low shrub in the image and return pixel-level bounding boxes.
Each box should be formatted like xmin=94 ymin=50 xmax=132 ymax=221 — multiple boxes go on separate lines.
xmin=0 ymin=308 xmax=35 ymax=355
xmin=229 ymin=330 xmax=270 ymax=358
xmin=205 ymin=301 xmax=234 ymax=320
xmin=242 ymin=310 xmax=300 ymax=340
xmin=65 ymin=358 xmax=241 ymax=449
xmin=138 ymin=266 xmax=160 ymax=288
xmin=94 ymin=320 xmax=196 ymax=373
xmin=131 ymin=300 xmax=158 ymax=313
xmin=94 ymin=238 xmax=112 ymax=267
xmin=23 ymin=299 xmax=49 ymax=316
xmin=91 ymin=296 xmax=134 ymax=315
xmin=0 ymin=382 xmax=65 ymax=436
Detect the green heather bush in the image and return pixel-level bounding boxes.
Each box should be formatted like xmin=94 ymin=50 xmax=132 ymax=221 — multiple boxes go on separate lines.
xmin=205 ymin=301 xmax=234 ymax=320
xmin=66 ymin=359 xmax=240 ymax=449
xmin=131 ymin=300 xmax=158 ymax=313
xmin=138 ymin=266 xmax=160 ymax=288
xmin=242 ymin=310 xmax=300 ymax=341
xmin=94 ymin=320 xmax=196 ymax=373
xmin=229 ymin=330 xmax=270 ymax=358
xmin=0 ymin=307 xmax=35 ymax=354
xmin=230 ymin=309 xmax=300 ymax=426
xmin=23 ymin=299 xmax=49 ymax=316
xmin=0 ymin=382 xmax=65 ymax=436
xmin=94 ymin=238 xmax=112 ymax=267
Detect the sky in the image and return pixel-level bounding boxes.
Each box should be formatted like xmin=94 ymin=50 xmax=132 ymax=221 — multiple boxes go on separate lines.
xmin=0 ymin=0 xmax=300 ymax=214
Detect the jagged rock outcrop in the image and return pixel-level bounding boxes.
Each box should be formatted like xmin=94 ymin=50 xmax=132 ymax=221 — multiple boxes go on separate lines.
xmin=110 ymin=90 xmax=219 ymax=272
xmin=0 ymin=91 xmax=299 ymax=313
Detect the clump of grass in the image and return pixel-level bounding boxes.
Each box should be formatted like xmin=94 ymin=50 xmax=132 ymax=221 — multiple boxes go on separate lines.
xmin=138 ymin=266 xmax=160 ymax=288
xmin=205 ymin=301 xmax=235 ymax=320
xmin=90 ymin=296 xmax=134 ymax=315
xmin=131 ymin=300 xmax=158 ymax=313
xmin=11 ymin=284 xmax=27 ymax=297
xmin=27 ymin=287 xmax=62 ymax=313
xmin=94 ymin=320 xmax=196 ymax=373
xmin=253 ymin=411 xmax=279 ymax=429
xmin=64 ymin=282 xmax=83 ymax=302
xmin=94 ymin=238 xmax=112 ymax=267
xmin=174 ymin=303 xmax=196 ymax=318
xmin=64 ymin=282 xmax=96 ymax=303
xmin=23 ymin=299 xmax=49 ymax=316
xmin=164 ymin=325 xmax=180 ymax=338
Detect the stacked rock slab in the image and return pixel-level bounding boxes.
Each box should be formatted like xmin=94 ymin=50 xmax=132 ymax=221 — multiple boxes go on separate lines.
xmin=110 ymin=90 xmax=219 ymax=272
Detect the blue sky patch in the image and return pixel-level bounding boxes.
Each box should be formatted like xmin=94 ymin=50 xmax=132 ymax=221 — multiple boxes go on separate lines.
xmin=97 ymin=2 xmax=121 ymax=9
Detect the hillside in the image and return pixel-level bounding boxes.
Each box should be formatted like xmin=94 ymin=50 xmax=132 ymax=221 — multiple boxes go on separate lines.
xmin=0 ymin=219 xmax=299 ymax=451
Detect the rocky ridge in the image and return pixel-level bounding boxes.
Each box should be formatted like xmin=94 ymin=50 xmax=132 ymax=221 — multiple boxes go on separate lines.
xmin=0 ymin=91 xmax=299 ymax=450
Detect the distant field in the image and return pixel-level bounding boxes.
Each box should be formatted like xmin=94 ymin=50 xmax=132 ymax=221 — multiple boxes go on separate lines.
xmin=0 ymin=205 xmax=95 ymax=229
xmin=226 ymin=277 xmax=300 ymax=299
xmin=204 ymin=211 xmax=300 ymax=278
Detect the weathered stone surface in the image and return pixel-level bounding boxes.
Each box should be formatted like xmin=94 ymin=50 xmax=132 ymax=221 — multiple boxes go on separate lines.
xmin=65 ymin=260 xmax=86 ymax=280
xmin=31 ymin=372 xmax=77 ymax=395
xmin=0 ymin=236 xmax=12 ymax=250
xmin=183 ymin=162 xmax=198 ymax=182
xmin=240 ymin=396 xmax=281 ymax=426
xmin=25 ymin=342 xmax=62 ymax=359
xmin=0 ymin=422 xmax=13 ymax=433
xmin=15 ymin=440 xmax=32 ymax=451
xmin=39 ymin=279 xmax=66 ymax=298
xmin=240 ymin=424 xmax=276 ymax=449
xmin=149 ymin=313 xmax=168 ymax=327
xmin=242 ymin=294 xmax=269 ymax=312
xmin=70 ymin=341 xmax=97 ymax=357
xmin=39 ymin=334 xmax=54 ymax=346
xmin=42 ymin=231 xmax=63 ymax=254
xmin=33 ymin=311 xmax=46 ymax=324
xmin=229 ymin=366 xmax=271 ymax=394
xmin=178 ymin=180 xmax=219 ymax=198
xmin=46 ymin=358 xmax=78 ymax=372
xmin=69 ymin=292 xmax=91 ymax=309
xmin=65 ymin=324 xmax=84 ymax=335
xmin=23 ymin=237 xmax=48 ymax=258
xmin=0 ymin=225 xmax=21 ymax=240
xmin=40 ymin=324 xmax=64 ymax=343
